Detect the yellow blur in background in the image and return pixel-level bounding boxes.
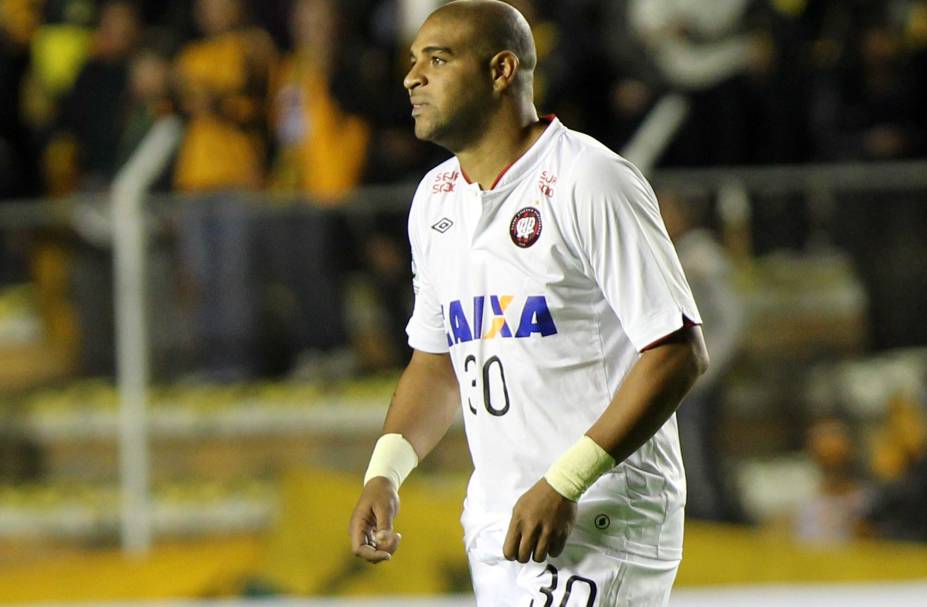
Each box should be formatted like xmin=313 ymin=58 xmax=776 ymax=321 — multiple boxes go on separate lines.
xmin=2 ymin=466 xmax=927 ymax=603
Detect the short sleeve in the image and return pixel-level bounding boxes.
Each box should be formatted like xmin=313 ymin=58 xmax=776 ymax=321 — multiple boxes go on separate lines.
xmin=404 ymin=200 xmax=450 ymax=354
xmin=568 ymin=151 xmax=701 ymax=351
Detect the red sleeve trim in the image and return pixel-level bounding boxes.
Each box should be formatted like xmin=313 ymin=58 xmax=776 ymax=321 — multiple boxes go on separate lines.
xmin=641 ymin=316 xmax=700 ymax=352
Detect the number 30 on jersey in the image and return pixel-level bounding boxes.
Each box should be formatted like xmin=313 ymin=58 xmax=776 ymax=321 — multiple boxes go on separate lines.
xmin=463 ymin=354 xmax=510 ymax=416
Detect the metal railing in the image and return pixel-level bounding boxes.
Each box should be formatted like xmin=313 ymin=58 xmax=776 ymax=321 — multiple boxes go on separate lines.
xmin=112 ymin=116 xmax=184 ymax=553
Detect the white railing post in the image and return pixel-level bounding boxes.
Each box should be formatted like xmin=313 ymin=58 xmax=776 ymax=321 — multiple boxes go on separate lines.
xmin=621 ymin=93 xmax=690 ymax=174
xmin=111 ymin=116 xmax=183 ymax=554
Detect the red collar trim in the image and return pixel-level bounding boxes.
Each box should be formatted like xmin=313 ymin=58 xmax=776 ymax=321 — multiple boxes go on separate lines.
xmin=463 ymin=115 xmax=557 ymax=191
xmin=489 ymin=158 xmax=517 ymax=190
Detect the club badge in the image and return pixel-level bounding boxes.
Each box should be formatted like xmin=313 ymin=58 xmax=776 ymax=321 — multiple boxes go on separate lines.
xmin=509 ymin=207 xmax=542 ymax=248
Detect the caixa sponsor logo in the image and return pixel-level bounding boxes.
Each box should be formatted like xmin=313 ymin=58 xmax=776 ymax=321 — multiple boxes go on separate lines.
xmin=443 ymin=295 xmax=557 ymax=346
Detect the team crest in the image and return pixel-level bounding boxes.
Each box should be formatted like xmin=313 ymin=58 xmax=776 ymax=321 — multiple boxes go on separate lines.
xmin=509 ymin=207 xmax=542 ymax=248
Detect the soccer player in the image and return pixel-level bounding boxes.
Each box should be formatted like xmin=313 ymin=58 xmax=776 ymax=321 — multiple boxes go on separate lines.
xmin=348 ymin=1 xmax=709 ymax=605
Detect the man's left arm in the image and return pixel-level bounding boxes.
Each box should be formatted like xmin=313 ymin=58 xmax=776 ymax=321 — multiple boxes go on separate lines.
xmin=503 ymin=324 xmax=709 ymax=563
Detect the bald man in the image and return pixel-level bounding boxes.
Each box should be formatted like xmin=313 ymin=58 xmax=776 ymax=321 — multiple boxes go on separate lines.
xmin=348 ymin=2 xmax=709 ymax=604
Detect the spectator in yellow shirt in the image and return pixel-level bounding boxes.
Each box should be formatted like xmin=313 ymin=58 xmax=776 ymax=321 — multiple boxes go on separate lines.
xmin=268 ymin=0 xmax=371 ymax=203
xmin=172 ymin=0 xmax=275 ymax=192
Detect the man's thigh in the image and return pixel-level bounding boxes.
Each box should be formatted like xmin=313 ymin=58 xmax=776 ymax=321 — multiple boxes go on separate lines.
xmin=468 ymin=543 xmax=679 ymax=607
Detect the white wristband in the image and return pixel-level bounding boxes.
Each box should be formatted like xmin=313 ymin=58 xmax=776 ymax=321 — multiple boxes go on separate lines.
xmin=544 ymin=435 xmax=617 ymax=502
xmin=363 ymin=433 xmax=419 ymax=490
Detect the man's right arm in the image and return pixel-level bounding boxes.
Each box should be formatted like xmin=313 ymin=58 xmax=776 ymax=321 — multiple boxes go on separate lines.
xmin=382 ymin=349 xmax=460 ymax=457
xmin=349 ymin=349 xmax=459 ymax=563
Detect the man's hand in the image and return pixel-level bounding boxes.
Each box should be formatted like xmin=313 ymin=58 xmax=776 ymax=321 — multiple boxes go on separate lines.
xmin=503 ymin=478 xmax=577 ymax=563
xmin=349 ymin=477 xmax=402 ymax=563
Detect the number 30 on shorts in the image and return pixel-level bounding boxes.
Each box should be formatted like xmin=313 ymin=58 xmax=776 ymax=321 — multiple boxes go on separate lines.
xmin=463 ymin=354 xmax=510 ymax=416
xmin=532 ymin=564 xmax=598 ymax=607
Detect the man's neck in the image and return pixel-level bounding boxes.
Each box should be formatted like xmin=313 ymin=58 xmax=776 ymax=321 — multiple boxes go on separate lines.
xmin=456 ymin=108 xmax=546 ymax=190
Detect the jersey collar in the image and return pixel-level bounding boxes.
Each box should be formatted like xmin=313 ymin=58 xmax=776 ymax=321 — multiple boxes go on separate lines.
xmin=459 ymin=115 xmax=562 ymax=192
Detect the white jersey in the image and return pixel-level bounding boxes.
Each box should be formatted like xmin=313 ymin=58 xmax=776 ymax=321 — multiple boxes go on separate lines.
xmin=405 ymin=118 xmax=701 ymax=561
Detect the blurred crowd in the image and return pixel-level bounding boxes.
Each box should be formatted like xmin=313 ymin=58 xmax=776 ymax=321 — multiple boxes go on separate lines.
xmin=0 ymin=0 xmax=925 ymax=393
xmin=0 ymin=0 xmax=925 ymax=374
xmin=1 ymin=0 xmax=926 ymax=200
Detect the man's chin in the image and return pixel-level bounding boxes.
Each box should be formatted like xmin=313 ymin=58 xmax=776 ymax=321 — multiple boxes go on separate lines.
xmin=414 ymin=120 xmax=460 ymax=150
xmin=413 ymin=122 xmax=436 ymax=143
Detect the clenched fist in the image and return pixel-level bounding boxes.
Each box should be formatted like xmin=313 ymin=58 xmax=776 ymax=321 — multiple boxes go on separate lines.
xmin=349 ymin=477 xmax=403 ymax=563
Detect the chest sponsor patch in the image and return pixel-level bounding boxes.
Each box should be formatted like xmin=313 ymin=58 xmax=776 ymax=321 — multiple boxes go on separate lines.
xmin=443 ymin=294 xmax=558 ymax=346
xmin=510 ymin=207 xmax=542 ymax=248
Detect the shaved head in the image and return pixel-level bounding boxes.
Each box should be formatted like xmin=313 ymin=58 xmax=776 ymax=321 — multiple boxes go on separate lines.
xmin=429 ymin=0 xmax=537 ymax=84
xmin=404 ymin=0 xmax=540 ymax=152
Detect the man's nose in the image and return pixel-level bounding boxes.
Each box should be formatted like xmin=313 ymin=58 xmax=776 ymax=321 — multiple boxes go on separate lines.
xmin=404 ymin=64 xmax=425 ymax=91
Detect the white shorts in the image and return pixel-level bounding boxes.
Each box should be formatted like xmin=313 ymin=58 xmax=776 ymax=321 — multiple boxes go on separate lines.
xmin=467 ymin=537 xmax=679 ymax=607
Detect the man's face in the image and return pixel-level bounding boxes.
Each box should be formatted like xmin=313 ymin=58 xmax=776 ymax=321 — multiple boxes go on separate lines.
xmin=403 ymin=14 xmax=493 ymax=149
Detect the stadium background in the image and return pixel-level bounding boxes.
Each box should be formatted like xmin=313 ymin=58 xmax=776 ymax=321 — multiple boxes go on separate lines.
xmin=1 ymin=0 xmax=927 ymax=604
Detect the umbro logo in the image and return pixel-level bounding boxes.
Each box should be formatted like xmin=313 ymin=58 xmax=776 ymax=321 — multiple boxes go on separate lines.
xmin=431 ymin=217 xmax=454 ymax=233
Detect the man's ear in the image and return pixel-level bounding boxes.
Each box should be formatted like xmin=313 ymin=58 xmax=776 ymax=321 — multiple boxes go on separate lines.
xmin=489 ymin=51 xmax=520 ymax=92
